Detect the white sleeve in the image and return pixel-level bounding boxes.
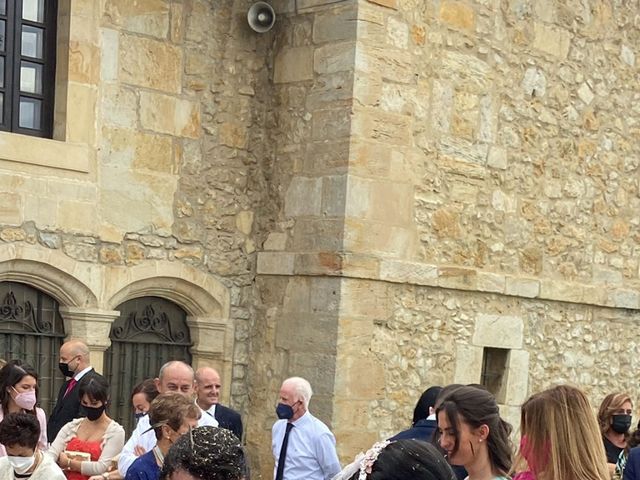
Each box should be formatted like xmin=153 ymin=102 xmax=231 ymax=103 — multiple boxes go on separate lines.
xmin=117 ymin=417 xmax=155 ymax=475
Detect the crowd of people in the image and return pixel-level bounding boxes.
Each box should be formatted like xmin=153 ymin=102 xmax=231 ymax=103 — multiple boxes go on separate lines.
xmin=0 ymin=339 xmax=638 ymax=480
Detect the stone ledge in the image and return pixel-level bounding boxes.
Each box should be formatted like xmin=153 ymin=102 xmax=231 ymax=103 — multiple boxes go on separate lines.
xmin=255 ymin=251 xmax=640 ymax=310
xmin=0 ymin=131 xmax=90 ymax=173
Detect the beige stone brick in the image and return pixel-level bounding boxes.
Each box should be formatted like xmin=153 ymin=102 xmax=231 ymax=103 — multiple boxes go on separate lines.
xmin=473 ymin=314 xmax=524 ymax=349
xmin=119 ymin=34 xmax=182 ymax=93
xmin=274 ymin=47 xmax=314 ymax=84
xmin=351 ymin=108 xmax=412 ymax=146
xmin=505 ymin=277 xmax=540 ymax=298
xmin=379 ymin=259 xmax=438 ymax=285
xmin=100 ymin=29 xmax=119 ymax=82
xmin=139 ymin=92 xmax=200 ymax=138
xmin=369 ymin=181 xmax=413 ymax=225
xmin=533 ymin=22 xmax=571 ymax=59
xmin=439 ymin=1 xmax=475 ymax=31
xmin=104 ymin=0 xmax=170 ymax=39
xmin=170 ymin=3 xmax=184 ymax=43
xmin=219 ymin=122 xmax=248 ymax=149
xmin=132 ymin=132 xmax=174 ymax=174
xmin=0 ymin=192 xmax=24 ymax=225
xmin=235 ymin=211 xmax=254 ymax=235
xmin=314 ymin=42 xmax=356 ymax=74
xmin=59 ymin=201 xmax=97 ymax=232
xmin=66 ymin=83 xmax=97 ymax=144
xmin=366 ymin=0 xmax=398 ymax=8
xmin=284 ymin=177 xmax=322 ymax=216
xmin=263 ymin=232 xmax=287 ymax=251
xmin=257 ymin=252 xmax=295 ymax=275
xmin=68 ymin=40 xmax=100 ymax=85
xmin=24 ymin=195 xmax=58 ymax=230
xmin=313 ymin=6 xmax=357 ymax=43
xmin=454 ymin=343 xmax=483 ymax=383
xmin=503 ymin=349 xmax=530 ymax=404
xmin=101 ymin=85 xmax=138 ymax=129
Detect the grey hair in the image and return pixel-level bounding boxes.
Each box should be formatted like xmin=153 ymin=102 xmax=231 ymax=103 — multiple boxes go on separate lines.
xmin=158 ymin=360 xmax=194 ymax=381
xmin=283 ymin=377 xmax=313 ymax=408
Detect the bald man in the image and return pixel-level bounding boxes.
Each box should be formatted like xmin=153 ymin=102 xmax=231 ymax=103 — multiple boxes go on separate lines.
xmin=47 ymin=339 xmax=103 ymax=440
xmin=195 ymin=367 xmax=243 ymax=439
xmin=119 ymin=360 xmax=210 ymax=475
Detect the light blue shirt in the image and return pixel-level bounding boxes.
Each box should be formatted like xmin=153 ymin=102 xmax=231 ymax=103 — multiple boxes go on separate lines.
xmin=271 ymin=411 xmax=341 ymax=480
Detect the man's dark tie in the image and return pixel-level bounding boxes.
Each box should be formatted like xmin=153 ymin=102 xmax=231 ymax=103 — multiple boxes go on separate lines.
xmin=275 ymin=422 xmax=294 ymax=480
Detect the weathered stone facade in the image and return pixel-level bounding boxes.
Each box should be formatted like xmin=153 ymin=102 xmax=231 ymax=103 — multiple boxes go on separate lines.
xmin=1 ymin=0 xmax=639 ymax=478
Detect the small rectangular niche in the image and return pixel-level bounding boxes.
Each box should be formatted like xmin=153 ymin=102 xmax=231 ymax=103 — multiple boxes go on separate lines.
xmin=480 ymin=347 xmax=509 ymax=403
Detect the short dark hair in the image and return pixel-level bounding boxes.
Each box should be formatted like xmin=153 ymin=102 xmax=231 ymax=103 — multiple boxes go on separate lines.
xmin=0 ymin=360 xmax=39 ymax=414
xmin=350 ymin=440 xmax=456 ymax=480
xmin=0 ymin=413 xmax=40 ymax=449
xmin=413 ymin=386 xmax=443 ymax=425
xmin=78 ymin=375 xmax=110 ymax=405
xmin=131 ymin=378 xmax=159 ymax=403
xmin=160 ymin=426 xmax=244 ymax=480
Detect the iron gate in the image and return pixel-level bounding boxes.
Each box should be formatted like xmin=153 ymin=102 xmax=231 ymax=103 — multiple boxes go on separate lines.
xmin=105 ymin=296 xmax=192 ymax=434
xmin=0 ymin=281 xmax=66 ymax=416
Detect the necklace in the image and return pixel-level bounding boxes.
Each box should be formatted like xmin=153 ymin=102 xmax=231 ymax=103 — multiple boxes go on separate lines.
xmin=152 ymin=446 xmax=164 ymax=467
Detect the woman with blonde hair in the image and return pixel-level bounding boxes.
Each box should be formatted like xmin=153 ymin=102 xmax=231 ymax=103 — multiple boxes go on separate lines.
xmin=512 ymin=385 xmax=609 ymax=480
xmin=598 ymin=392 xmax=633 ymax=473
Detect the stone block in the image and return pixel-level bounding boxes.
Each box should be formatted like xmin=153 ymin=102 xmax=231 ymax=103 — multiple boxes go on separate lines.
xmin=235 ymin=211 xmax=254 ymax=235
xmin=539 ymin=279 xmax=584 ymax=304
xmin=505 ymin=277 xmax=540 ymax=298
xmin=336 ymin=355 xmax=386 ymax=399
xmin=314 ymin=42 xmax=356 ymax=74
xmin=0 ymin=192 xmax=23 ymax=225
xmin=257 ymin=252 xmax=295 ymax=275
xmin=379 ymin=260 xmax=438 ymax=285
xmin=386 ymin=17 xmax=409 ymax=49
xmin=454 ymin=343 xmax=483 ymax=384
xmin=438 ymin=267 xmax=477 ymax=290
xmin=100 ymin=29 xmax=119 ymax=81
xmin=441 ymin=51 xmax=491 ymax=90
xmin=104 ymin=0 xmax=170 ymax=38
xmin=608 ymin=289 xmax=640 ymax=310
xmin=101 ymin=85 xmax=138 ymax=128
xmin=263 ymin=232 xmax=287 ymax=251
xmin=274 ymin=47 xmax=314 ymax=84
xmin=312 ymin=109 xmax=352 ymax=140
xmin=533 ymin=22 xmax=571 ymax=59
xmin=476 ymin=271 xmax=506 ymax=293
xmin=439 ymin=1 xmax=475 ymax=31
xmin=131 ymin=132 xmax=174 ymax=174
xmin=119 ymin=34 xmax=181 ymax=93
xmin=68 ymin=40 xmax=100 ymax=84
xmin=351 ymin=108 xmax=412 ymax=146
xmin=139 ymin=92 xmax=200 ymax=138
xmin=487 ymin=146 xmax=508 ymax=169
xmin=66 ymin=83 xmax=97 ymax=144
xmin=322 ymin=175 xmax=347 ymax=217
xmin=366 ymin=0 xmax=397 ymax=8
xmin=313 ymin=6 xmax=357 ymax=43
xmin=296 ymin=0 xmax=344 ymax=11
xmin=219 ymin=122 xmax=248 ymax=149
xmin=355 ymin=46 xmax=413 ymax=84
xmin=473 ymin=314 xmax=524 ymax=349
xmin=504 ymin=349 xmax=529 ymax=404
xmin=284 ymin=177 xmax=322 ymax=217
xmin=0 ymin=228 xmax=26 ymax=242
xmin=59 ymin=201 xmax=97 ymax=233
xmin=369 ymin=181 xmax=414 ymax=225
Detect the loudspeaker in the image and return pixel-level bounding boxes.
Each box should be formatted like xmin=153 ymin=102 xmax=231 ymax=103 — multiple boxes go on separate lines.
xmin=247 ymin=2 xmax=276 ymax=33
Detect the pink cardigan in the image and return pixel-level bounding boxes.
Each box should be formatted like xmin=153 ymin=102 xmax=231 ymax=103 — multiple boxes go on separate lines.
xmin=0 ymin=406 xmax=48 ymax=456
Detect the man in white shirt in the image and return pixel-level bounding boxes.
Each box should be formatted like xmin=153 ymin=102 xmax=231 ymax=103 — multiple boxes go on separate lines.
xmin=271 ymin=377 xmax=341 ymax=480
xmin=195 ymin=367 xmax=243 ymax=439
xmin=118 ymin=360 xmax=206 ymax=475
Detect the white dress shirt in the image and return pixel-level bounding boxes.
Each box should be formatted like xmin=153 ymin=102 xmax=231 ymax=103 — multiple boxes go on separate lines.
xmin=271 ymin=411 xmax=341 ymax=480
xmin=198 ymin=404 xmax=219 ymax=427
xmin=118 ymin=403 xmax=213 ymax=475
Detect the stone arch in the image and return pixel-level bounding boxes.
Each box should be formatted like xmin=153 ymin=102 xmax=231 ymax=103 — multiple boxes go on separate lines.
xmin=0 ymin=245 xmax=98 ymax=307
xmin=104 ymin=261 xmax=229 ymax=317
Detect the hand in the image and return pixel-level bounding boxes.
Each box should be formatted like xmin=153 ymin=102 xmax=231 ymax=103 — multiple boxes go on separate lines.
xmin=134 ymin=445 xmax=146 ymax=456
xmin=57 ymin=452 xmax=69 ymax=469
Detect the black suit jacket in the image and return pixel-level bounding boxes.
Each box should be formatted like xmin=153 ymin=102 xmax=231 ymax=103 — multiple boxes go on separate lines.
xmin=214 ymin=403 xmax=243 ymax=440
xmin=47 ymin=368 xmax=102 ymax=441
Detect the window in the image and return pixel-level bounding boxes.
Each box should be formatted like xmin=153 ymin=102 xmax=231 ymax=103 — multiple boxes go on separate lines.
xmin=480 ymin=347 xmax=509 ymax=402
xmin=0 ymin=0 xmax=57 ymax=137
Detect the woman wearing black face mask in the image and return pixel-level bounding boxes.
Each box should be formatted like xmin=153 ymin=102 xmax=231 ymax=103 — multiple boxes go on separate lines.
xmin=47 ymin=376 xmax=125 ymax=480
xmin=597 ymin=392 xmax=633 ymax=477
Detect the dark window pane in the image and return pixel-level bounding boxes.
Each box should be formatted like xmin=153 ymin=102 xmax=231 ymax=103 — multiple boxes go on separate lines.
xmin=22 ymin=0 xmax=44 ymax=23
xmin=0 ymin=0 xmax=5 ymax=16
xmin=22 ymin=25 xmax=43 ymax=59
xmin=20 ymin=61 xmax=42 ymax=94
xmin=19 ymin=97 xmax=42 ymax=129
xmin=0 ymin=93 xmax=3 ymax=123
xmin=0 ymin=56 xmax=4 ymax=88
xmin=0 ymin=20 xmax=4 ymax=52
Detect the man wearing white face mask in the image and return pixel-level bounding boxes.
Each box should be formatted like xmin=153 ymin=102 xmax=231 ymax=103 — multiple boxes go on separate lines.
xmin=0 ymin=412 xmax=65 ymax=480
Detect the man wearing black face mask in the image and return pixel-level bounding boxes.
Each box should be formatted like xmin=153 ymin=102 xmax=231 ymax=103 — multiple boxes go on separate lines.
xmin=47 ymin=340 xmax=103 ymax=441
xmin=271 ymin=377 xmax=341 ymax=480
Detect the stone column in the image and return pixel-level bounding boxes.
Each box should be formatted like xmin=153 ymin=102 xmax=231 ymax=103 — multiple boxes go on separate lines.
xmin=186 ymin=316 xmax=234 ymax=403
xmin=58 ymin=307 xmax=120 ymax=374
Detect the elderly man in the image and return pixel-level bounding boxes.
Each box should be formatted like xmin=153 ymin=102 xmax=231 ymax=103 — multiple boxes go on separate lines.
xmin=271 ymin=377 xmax=341 ymax=480
xmin=195 ymin=367 xmax=243 ymax=439
xmin=118 ymin=360 xmax=205 ymax=475
xmin=48 ymin=340 xmax=102 ymax=441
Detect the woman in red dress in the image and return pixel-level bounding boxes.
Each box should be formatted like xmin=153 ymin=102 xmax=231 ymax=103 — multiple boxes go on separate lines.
xmin=47 ymin=376 xmax=125 ymax=480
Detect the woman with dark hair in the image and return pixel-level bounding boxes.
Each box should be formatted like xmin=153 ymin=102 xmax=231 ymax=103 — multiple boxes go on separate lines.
xmin=0 ymin=360 xmax=48 ymax=456
xmin=435 ymin=385 xmax=512 ymax=480
xmin=159 ymin=426 xmax=244 ymax=480
xmin=131 ymin=379 xmax=159 ymax=423
xmin=47 ymin=376 xmax=125 ymax=480
xmin=333 ymin=439 xmax=456 ymax=480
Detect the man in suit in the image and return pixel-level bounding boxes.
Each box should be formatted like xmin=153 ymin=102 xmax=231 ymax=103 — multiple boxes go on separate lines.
xmin=47 ymin=340 xmax=102 ymax=441
xmin=195 ymin=366 xmax=243 ymax=440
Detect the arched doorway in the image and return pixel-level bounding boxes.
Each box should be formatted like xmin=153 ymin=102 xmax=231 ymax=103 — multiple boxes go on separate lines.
xmin=0 ymin=281 xmax=66 ymax=414
xmin=104 ymin=296 xmax=192 ymax=433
